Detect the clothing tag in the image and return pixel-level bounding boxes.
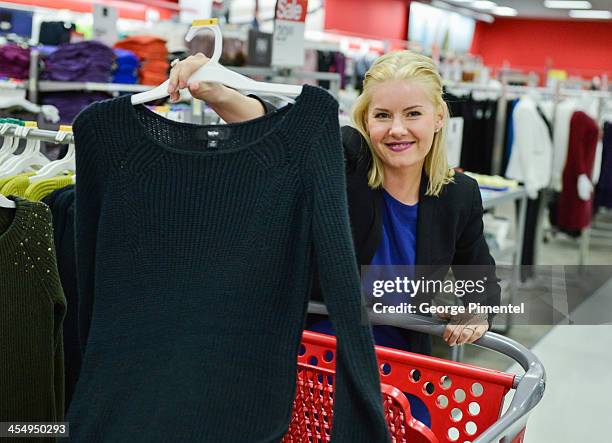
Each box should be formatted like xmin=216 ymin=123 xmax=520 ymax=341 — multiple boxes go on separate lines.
xmin=195 ymin=127 xmax=231 ymax=150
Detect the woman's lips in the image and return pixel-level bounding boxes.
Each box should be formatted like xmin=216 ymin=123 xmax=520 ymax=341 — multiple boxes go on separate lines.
xmin=385 ymin=141 xmax=415 ymax=152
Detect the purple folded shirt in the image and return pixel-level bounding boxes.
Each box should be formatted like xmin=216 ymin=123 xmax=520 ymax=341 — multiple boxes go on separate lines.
xmin=0 ymin=44 xmax=30 ymax=79
xmin=40 ymin=41 xmax=114 ymax=83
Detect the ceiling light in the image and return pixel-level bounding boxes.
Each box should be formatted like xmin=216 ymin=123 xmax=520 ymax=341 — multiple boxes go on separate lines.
xmin=544 ymin=1 xmax=592 ymax=9
xmin=471 ymin=1 xmax=497 ymax=9
xmin=493 ymin=6 xmax=518 ymax=16
xmin=569 ymin=9 xmax=612 ymax=18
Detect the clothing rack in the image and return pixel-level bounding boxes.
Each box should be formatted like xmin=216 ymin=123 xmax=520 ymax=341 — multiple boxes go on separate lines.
xmin=445 ymin=80 xmax=611 ymax=272
xmin=1 ymin=123 xmax=74 ymax=144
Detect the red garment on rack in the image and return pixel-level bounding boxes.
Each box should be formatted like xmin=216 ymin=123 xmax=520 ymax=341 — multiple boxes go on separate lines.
xmin=557 ymin=111 xmax=599 ymax=230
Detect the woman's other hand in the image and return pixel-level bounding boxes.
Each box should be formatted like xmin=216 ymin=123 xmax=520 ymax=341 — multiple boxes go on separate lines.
xmin=438 ymin=311 xmax=489 ymax=346
xmin=167 ymin=53 xmax=229 ymax=105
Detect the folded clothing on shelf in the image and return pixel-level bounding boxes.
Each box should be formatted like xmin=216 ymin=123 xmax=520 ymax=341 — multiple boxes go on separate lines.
xmin=465 ymin=171 xmax=519 ymax=191
xmin=0 ymin=44 xmax=30 ymax=80
xmin=40 ymin=41 xmax=114 ymax=83
xmin=112 ymin=49 xmax=139 ymax=84
xmin=114 ymin=36 xmax=169 ymax=86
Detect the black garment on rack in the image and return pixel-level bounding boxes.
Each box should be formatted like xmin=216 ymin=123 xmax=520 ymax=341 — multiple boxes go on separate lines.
xmin=317 ymin=50 xmax=335 ymax=89
xmin=519 ymin=107 xmax=554 ymax=280
xmin=595 ymin=122 xmax=612 ymax=210
xmin=519 ymin=191 xmax=544 ymax=281
xmin=445 ymin=91 xmax=498 ymax=174
xmin=501 ymin=99 xmax=519 ymax=176
xmin=38 ymin=21 xmax=74 ymax=45
xmin=43 ymin=185 xmax=80 ymax=412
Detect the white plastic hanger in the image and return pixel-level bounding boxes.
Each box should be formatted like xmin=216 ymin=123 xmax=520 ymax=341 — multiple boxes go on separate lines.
xmin=0 ymin=194 xmax=16 ymax=208
xmin=0 ymin=125 xmax=50 ymax=178
xmin=130 ymin=18 xmax=302 ymax=106
xmin=0 ymin=121 xmax=21 ymax=165
xmin=29 ymin=127 xmax=75 ymax=183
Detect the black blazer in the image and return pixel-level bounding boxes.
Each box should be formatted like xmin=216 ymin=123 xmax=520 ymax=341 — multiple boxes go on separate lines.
xmin=254 ymin=97 xmax=501 ymax=353
xmin=308 ymin=126 xmax=501 ymax=354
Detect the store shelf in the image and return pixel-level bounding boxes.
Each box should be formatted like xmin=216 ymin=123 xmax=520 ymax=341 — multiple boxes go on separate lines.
xmin=38 ymin=81 xmax=151 ymax=93
xmin=0 ymin=81 xmax=26 ymax=90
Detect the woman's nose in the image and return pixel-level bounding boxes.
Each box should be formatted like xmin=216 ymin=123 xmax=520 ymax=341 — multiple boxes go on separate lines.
xmin=388 ymin=117 xmax=408 ymax=137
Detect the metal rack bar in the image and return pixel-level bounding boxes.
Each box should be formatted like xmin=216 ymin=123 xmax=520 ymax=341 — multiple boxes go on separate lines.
xmin=38 ymin=81 xmax=151 ymax=93
xmin=1 ymin=125 xmax=73 ymax=144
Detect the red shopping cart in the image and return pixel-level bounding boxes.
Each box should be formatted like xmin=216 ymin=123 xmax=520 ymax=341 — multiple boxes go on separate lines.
xmin=282 ymin=303 xmax=545 ymax=443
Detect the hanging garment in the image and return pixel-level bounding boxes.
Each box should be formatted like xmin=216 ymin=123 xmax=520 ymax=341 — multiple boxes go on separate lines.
xmin=38 ymin=21 xmax=74 ymax=45
xmin=501 ymin=98 xmax=519 ymax=176
xmin=0 ymin=197 xmax=67 ymax=426
xmin=24 ymin=174 xmax=74 ymax=201
xmin=558 ymin=111 xmax=600 ymax=231
xmin=1 ymin=172 xmax=36 ymax=196
xmin=446 ymin=92 xmax=498 ymax=175
xmin=67 ymin=85 xmax=390 ymax=443
xmin=505 ymin=95 xmax=553 ymax=199
xmin=43 ymin=185 xmax=81 ymax=412
xmin=551 ymin=99 xmax=578 ymax=191
xmin=595 ymin=122 xmax=612 ymax=209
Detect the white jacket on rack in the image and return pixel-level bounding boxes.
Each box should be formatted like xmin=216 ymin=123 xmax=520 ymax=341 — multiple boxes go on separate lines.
xmin=551 ymin=99 xmax=578 ymax=191
xmin=506 ymin=95 xmax=553 ymax=199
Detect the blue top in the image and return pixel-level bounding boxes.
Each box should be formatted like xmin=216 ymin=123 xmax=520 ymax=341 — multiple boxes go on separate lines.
xmin=371 ymin=189 xmax=418 ymax=266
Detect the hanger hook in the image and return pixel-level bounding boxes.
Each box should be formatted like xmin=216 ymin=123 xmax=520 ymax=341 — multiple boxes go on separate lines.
xmin=184 ymin=19 xmax=222 ymax=65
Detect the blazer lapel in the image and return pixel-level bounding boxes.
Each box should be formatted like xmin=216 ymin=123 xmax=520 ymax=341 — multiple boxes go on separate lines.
xmin=416 ymin=173 xmax=434 ymax=266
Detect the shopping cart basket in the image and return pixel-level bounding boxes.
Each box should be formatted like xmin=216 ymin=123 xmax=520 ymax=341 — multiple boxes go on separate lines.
xmin=282 ymin=302 xmax=545 ymax=443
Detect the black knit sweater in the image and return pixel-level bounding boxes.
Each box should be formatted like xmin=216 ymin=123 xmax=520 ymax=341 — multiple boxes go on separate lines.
xmin=0 ymin=197 xmax=66 ymax=441
xmin=67 ymin=85 xmax=390 ymax=442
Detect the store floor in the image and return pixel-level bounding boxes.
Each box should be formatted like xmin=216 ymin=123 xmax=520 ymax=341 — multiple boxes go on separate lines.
xmin=502 ymin=278 xmax=612 ymax=442
xmin=425 ymin=207 xmax=612 ymax=441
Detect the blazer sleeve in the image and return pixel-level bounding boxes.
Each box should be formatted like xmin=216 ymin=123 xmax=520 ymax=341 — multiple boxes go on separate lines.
xmin=451 ymin=178 xmax=501 ymax=324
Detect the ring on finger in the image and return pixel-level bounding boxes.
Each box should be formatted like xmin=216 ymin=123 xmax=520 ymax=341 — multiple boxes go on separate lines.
xmin=171 ymin=58 xmax=180 ymax=68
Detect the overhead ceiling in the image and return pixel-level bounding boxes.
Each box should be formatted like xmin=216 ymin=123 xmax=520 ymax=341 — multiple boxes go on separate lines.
xmin=437 ymin=0 xmax=612 ymax=19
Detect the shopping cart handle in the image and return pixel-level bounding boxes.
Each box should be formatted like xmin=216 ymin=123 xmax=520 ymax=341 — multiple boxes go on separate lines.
xmin=307 ymin=302 xmax=546 ymax=443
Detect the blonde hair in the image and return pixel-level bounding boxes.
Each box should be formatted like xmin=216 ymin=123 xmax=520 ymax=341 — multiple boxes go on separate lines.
xmin=351 ymin=50 xmax=454 ymax=197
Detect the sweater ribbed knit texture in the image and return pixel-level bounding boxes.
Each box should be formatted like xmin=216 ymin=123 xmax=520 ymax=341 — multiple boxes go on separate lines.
xmin=67 ymin=85 xmax=390 ymax=443
xmin=0 ymin=197 xmax=67 ymax=442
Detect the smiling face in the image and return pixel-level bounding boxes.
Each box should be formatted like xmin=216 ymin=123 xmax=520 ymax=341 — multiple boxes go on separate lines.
xmin=366 ymin=79 xmax=444 ymax=173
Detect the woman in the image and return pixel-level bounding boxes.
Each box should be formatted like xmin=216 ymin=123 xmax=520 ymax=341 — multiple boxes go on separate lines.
xmin=167 ymin=51 xmax=500 ymax=355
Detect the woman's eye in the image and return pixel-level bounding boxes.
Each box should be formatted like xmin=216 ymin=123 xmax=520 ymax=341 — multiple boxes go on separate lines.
xmin=406 ymin=111 xmax=421 ymax=117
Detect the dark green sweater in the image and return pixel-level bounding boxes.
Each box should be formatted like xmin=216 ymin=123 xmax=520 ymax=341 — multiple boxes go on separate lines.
xmin=0 ymin=197 xmax=66 ymax=441
xmin=67 ymin=85 xmax=390 ymax=442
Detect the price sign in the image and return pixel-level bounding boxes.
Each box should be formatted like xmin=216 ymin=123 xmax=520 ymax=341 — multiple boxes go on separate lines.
xmin=271 ymin=0 xmax=308 ymax=68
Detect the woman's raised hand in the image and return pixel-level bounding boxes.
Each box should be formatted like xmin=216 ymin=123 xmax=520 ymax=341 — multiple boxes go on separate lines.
xmin=167 ymin=53 xmax=229 ymax=104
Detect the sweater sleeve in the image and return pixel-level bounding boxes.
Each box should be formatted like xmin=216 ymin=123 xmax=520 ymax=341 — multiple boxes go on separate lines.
xmin=72 ymin=103 xmax=104 ymax=353
xmin=305 ymin=109 xmax=390 ymax=443
xmin=451 ymin=177 xmax=501 ymax=326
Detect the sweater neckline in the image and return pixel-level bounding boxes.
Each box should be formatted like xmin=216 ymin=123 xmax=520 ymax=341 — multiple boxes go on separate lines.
xmin=0 ymin=196 xmax=28 ymax=252
xmin=124 ymin=85 xmax=313 ymax=157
